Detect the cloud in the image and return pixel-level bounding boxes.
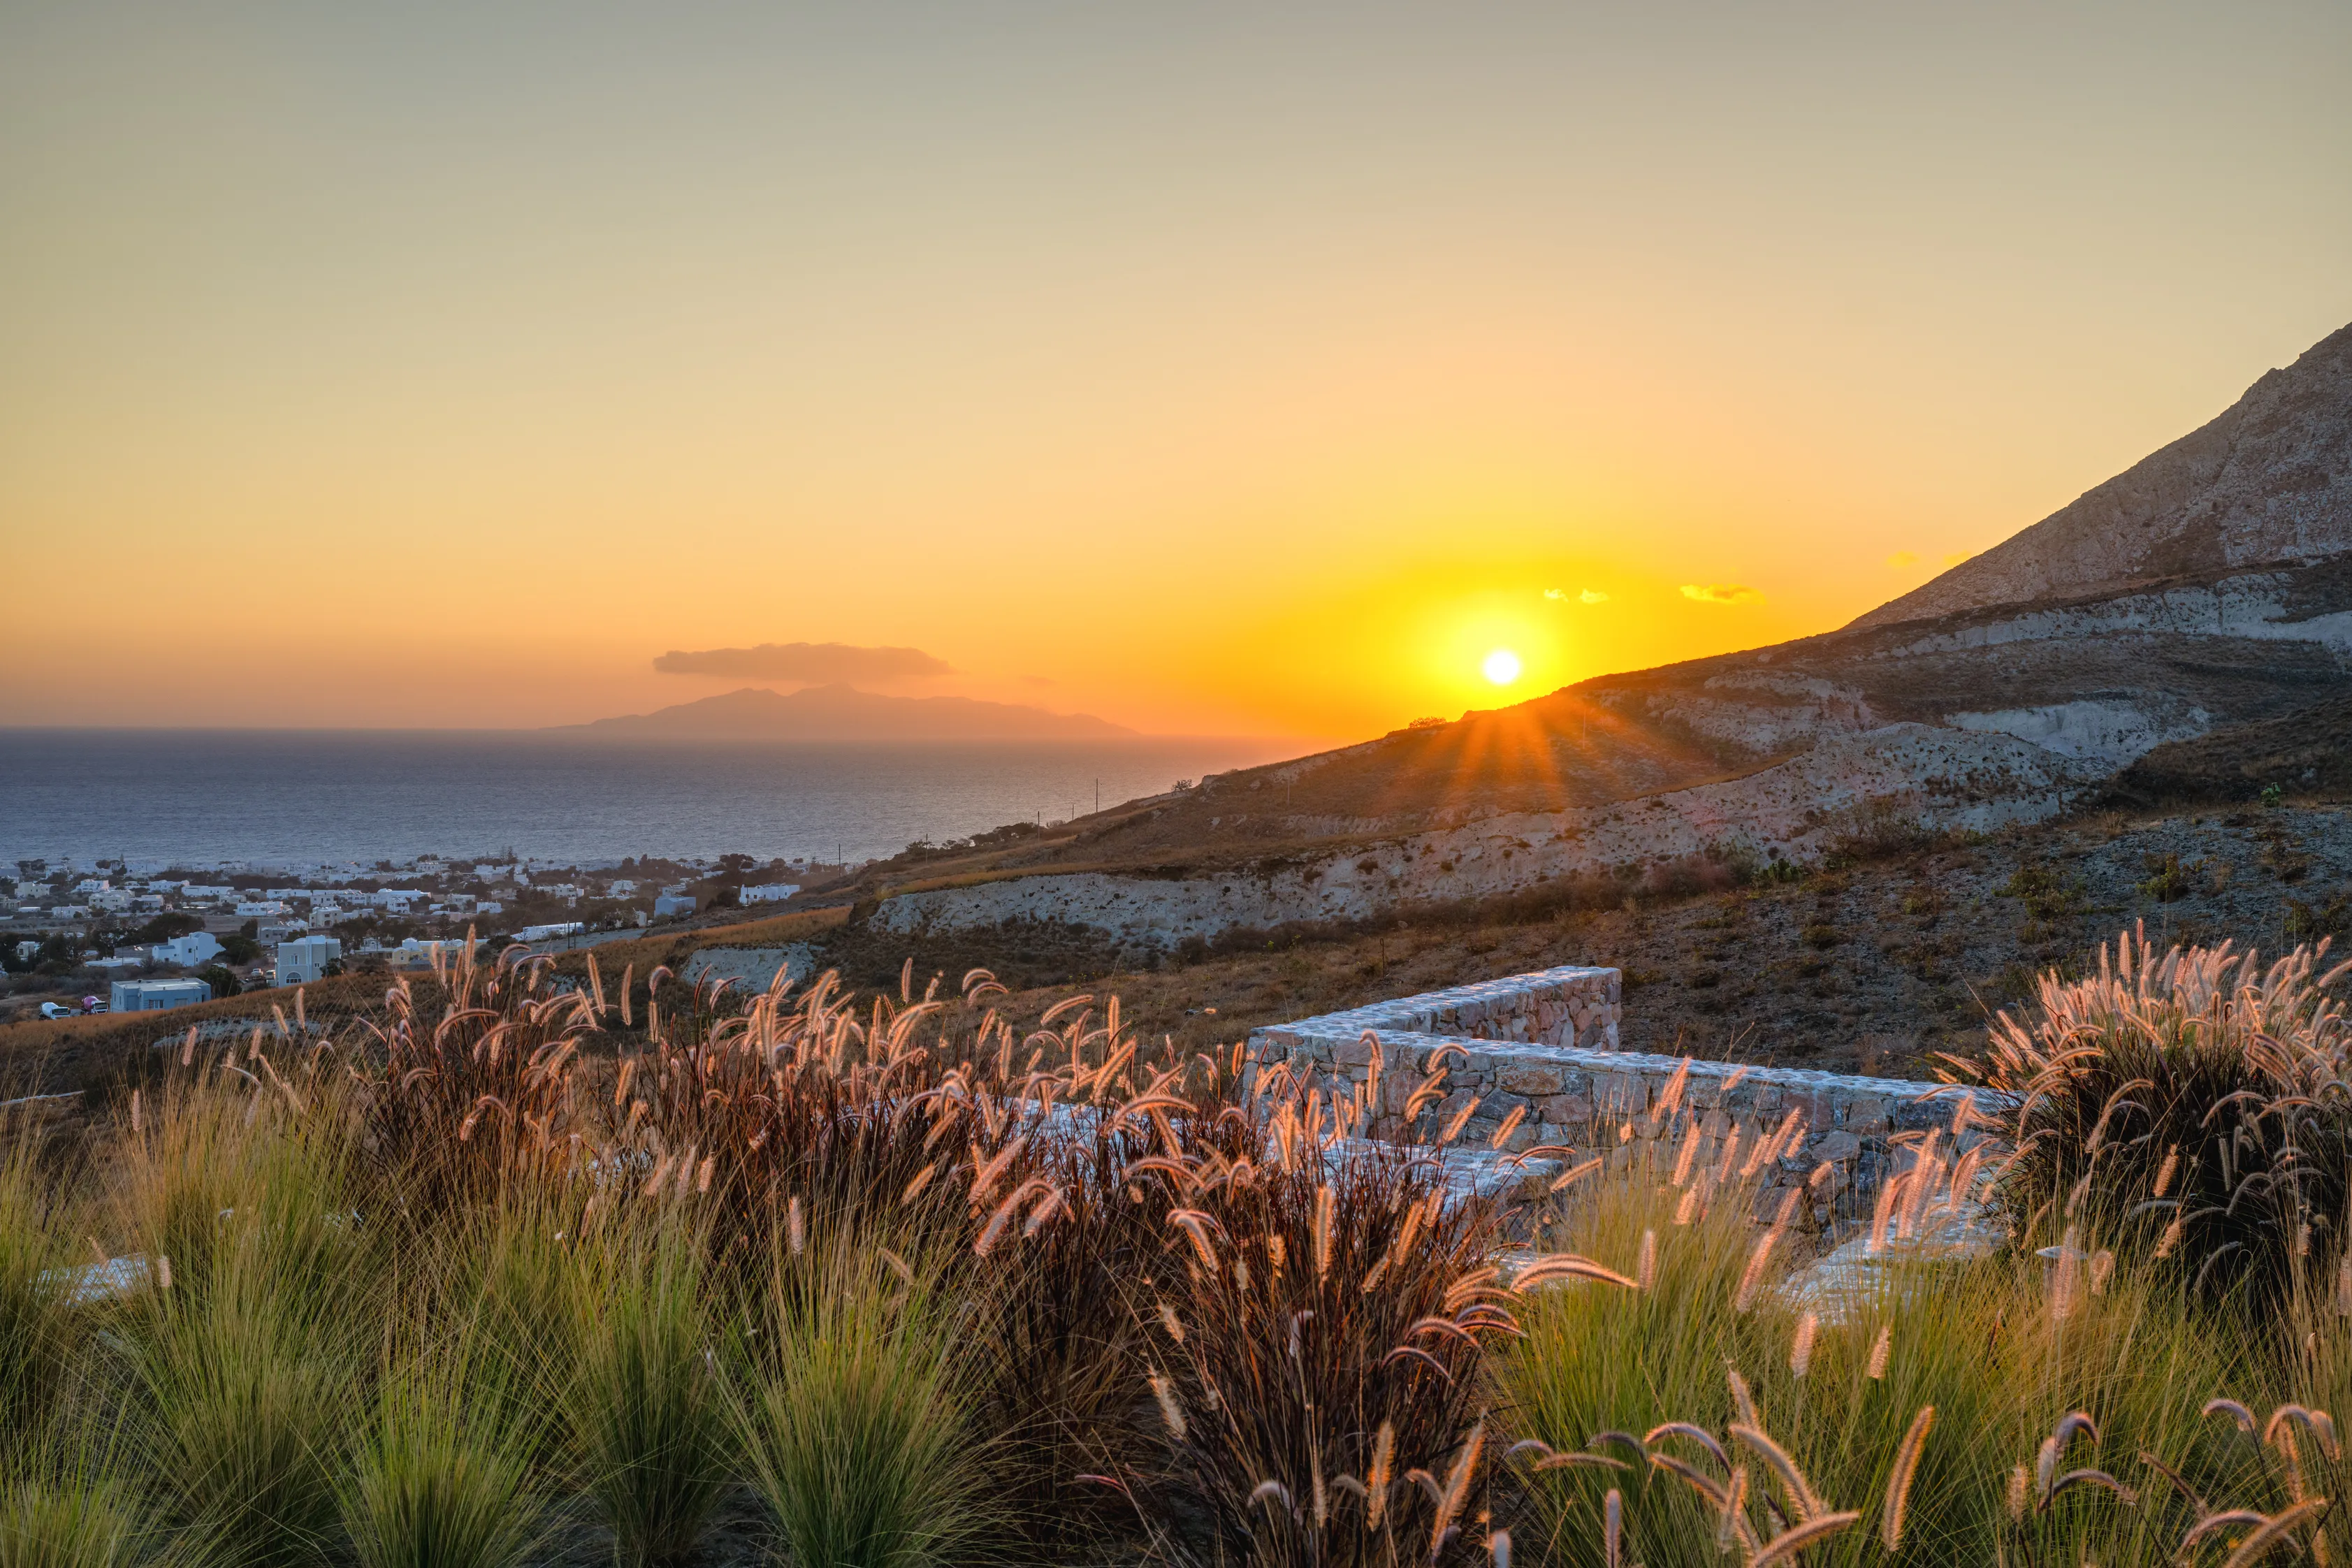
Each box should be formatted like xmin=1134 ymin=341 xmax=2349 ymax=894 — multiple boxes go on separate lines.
xmin=1020 ymin=674 xmax=1056 ymax=687
xmin=1545 ymin=588 xmax=1611 ymax=604
xmin=1943 ymin=552 xmax=1970 ymax=568
xmin=1679 ymin=583 xmax=1764 ymax=605
xmin=652 ymin=641 xmax=952 ymax=683
xmin=1886 ymin=550 xmax=1919 ymax=567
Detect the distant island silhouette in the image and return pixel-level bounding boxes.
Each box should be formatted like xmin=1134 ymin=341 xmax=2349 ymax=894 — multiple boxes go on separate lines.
xmin=556 ymin=683 xmax=1137 ymax=741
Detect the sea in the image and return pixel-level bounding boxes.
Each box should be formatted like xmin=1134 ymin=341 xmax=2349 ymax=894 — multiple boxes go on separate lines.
xmin=0 ymin=729 xmax=1303 ymax=872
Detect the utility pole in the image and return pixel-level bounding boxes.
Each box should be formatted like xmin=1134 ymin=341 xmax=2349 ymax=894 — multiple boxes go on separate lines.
xmin=1095 ymin=778 xmax=1101 ymax=814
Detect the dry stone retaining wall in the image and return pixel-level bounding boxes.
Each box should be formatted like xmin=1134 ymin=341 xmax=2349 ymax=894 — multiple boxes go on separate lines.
xmin=1246 ymin=964 xmax=2004 ymax=1231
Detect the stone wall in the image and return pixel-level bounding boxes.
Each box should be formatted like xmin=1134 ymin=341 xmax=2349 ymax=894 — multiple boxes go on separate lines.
xmin=1245 ymin=964 xmax=2003 ymax=1231
xmin=1249 ymin=966 xmax=1623 ymax=1055
xmin=683 ymin=945 xmax=820 ymax=996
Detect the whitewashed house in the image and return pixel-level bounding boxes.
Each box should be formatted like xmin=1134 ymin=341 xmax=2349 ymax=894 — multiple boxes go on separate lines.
xmin=153 ymin=931 xmax=224 ymax=966
xmin=275 ymin=935 xmax=342 ymax=986
xmin=110 ymin=978 xmax=210 ymax=1012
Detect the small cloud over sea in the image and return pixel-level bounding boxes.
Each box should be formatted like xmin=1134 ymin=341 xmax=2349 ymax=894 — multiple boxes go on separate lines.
xmin=1679 ymin=583 xmax=1764 ymax=605
xmin=1886 ymin=550 xmax=1919 ymax=567
xmin=653 ymin=641 xmax=951 ymax=683
xmin=1544 ymin=587 xmax=1610 ymax=604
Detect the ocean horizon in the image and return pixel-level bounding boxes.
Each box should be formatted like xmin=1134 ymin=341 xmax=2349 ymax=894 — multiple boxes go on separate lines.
xmin=0 ymin=727 xmax=1307 ymax=871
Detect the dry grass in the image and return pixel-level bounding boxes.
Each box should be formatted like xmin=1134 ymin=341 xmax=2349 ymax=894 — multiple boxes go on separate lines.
xmin=5 ymin=929 xmax=2351 ymax=1566
xmin=0 ymin=941 xmax=1520 ymax=1565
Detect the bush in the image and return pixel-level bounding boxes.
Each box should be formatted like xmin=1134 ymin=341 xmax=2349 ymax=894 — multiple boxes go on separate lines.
xmin=1954 ymin=925 xmax=2352 ymax=1300
xmin=1821 ymin=794 xmax=1949 ymax=864
xmin=129 ymin=913 xmax=203 ymax=946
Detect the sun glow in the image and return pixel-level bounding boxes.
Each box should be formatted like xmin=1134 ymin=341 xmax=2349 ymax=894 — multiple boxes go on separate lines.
xmin=1482 ymin=648 xmax=1523 ymax=685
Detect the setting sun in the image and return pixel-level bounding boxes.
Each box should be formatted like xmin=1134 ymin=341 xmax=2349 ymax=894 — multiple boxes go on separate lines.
xmin=1482 ymin=649 xmax=1523 ymax=685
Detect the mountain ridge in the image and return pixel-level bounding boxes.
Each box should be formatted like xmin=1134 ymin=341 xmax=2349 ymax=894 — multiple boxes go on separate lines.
xmin=558 ymin=683 xmax=1136 ymax=742
xmin=798 ymin=317 xmax=2352 ymax=936
xmin=1852 ymin=321 xmax=2352 ymax=629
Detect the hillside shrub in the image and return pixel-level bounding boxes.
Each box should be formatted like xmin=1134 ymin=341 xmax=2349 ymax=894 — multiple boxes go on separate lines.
xmin=1952 ymin=925 xmax=2352 ymax=1300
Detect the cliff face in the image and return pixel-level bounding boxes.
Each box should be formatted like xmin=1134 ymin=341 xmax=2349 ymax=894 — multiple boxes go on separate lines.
xmin=1853 ymin=322 xmax=2352 ymax=630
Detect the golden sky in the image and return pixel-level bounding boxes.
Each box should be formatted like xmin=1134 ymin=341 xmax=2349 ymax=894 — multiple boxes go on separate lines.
xmin=3 ymin=2 xmax=2347 ymax=742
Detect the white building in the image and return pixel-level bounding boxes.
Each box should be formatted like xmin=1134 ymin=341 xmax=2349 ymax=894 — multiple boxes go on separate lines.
xmin=153 ymin=931 xmax=224 ymax=966
xmin=110 ymin=977 xmax=210 ymax=1013
xmin=275 ymin=934 xmax=342 ymax=986
xmin=13 ymin=941 xmax=41 ymax=962
xmin=89 ymin=889 xmax=134 ymax=912
xmin=235 ymin=901 xmax=290 ymax=917
xmin=516 ymin=922 xmax=584 ymax=943
xmin=73 ymin=878 xmax=110 ymax=895
xmin=653 ymin=894 xmax=696 ymax=918
xmin=741 ymin=883 xmax=800 ymax=905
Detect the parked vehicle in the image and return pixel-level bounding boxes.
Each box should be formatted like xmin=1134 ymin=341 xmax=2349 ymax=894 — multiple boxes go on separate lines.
xmin=80 ymin=995 xmax=107 ymax=1014
xmin=39 ymin=1001 xmax=75 ymax=1019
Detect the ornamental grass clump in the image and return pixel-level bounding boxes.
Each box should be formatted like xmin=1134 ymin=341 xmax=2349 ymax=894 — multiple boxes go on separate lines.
xmin=729 ymin=1240 xmax=996 ymax=1568
xmin=560 ymin=1218 xmax=733 ymax=1567
xmin=342 ymin=1337 xmax=544 ymax=1568
xmin=354 ymin=940 xmax=596 ymax=1214
xmin=1138 ymin=1064 xmax=1515 ymax=1567
xmin=0 ymin=1120 xmax=77 ymax=1454
xmin=1500 ymin=1138 xmax=2278 ymax=1566
xmin=0 ymin=1464 xmax=149 ymax=1568
xmin=122 ymin=1254 xmax=357 ymax=1568
xmin=1952 ymin=925 xmax=2352 ymax=1299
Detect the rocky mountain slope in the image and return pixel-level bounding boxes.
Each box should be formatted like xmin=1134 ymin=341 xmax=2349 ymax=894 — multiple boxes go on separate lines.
xmin=808 ymin=319 xmax=2352 ymax=945
xmin=1856 ymin=321 xmax=2352 ymax=627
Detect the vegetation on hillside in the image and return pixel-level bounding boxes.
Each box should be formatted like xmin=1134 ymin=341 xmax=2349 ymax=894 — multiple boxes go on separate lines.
xmin=3 ymin=927 xmax=2349 ymax=1564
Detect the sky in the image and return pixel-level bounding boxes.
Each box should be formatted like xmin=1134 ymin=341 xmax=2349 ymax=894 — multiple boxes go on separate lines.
xmin=3 ymin=1 xmax=2347 ymax=743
